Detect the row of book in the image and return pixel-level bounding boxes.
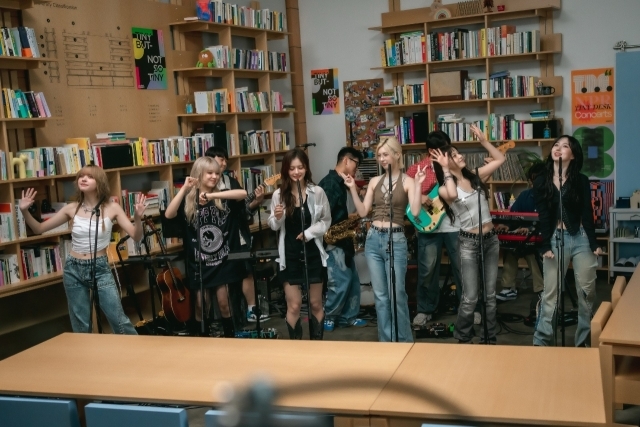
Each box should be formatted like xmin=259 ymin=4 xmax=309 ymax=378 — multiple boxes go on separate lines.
xmin=464 ymin=75 xmax=537 ymax=100
xmin=195 ymin=0 xmax=287 ymax=32
xmin=2 ymin=89 xmax=51 ymax=119
xmin=194 ymin=88 xmax=231 ymax=114
xmin=235 ymin=89 xmax=283 ymax=113
xmin=494 ymin=191 xmax=515 ymax=211
xmin=0 ymin=150 xmax=6 ymax=180
xmin=231 ymin=48 xmax=288 ymax=71
xmin=0 ymin=26 xmax=41 ymax=58
xmin=461 ymin=152 xmax=527 ymax=182
xmin=384 ymin=82 xmax=428 ymax=106
xmin=239 ymin=165 xmax=276 ymax=195
xmin=381 ymin=31 xmax=426 ymax=67
xmin=240 ymin=129 xmax=270 ymax=154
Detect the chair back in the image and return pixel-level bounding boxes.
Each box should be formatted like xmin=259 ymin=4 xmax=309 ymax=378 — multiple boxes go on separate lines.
xmin=611 ymin=276 xmax=627 ymax=309
xmin=85 ymin=403 xmax=188 ymax=427
xmin=591 ymin=301 xmax=613 ymax=348
xmin=0 ymin=396 xmax=80 ymax=427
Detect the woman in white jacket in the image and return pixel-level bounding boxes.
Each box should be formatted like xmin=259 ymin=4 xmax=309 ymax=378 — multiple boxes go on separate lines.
xmin=269 ymin=148 xmax=331 ymax=340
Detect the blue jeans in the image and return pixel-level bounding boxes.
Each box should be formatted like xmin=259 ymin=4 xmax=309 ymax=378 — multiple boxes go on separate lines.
xmin=416 ymin=231 xmax=462 ymax=314
xmin=455 ymin=233 xmax=500 ymax=342
xmin=63 ymin=256 xmax=137 ymax=334
xmin=325 ymin=246 xmax=361 ymax=326
xmin=365 ymin=228 xmax=413 ymax=342
xmin=533 ymin=228 xmax=597 ymax=347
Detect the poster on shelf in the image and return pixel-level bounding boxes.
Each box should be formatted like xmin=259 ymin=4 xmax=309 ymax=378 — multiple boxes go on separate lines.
xmin=132 ymin=27 xmax=167 ymax=90
xmin=571 ymin=68 xmax=615 ymax=180
xmin=342 ymin=79 xmax=385 ymax=149
xmin=311 ymin=68 xmax=340 ymax=115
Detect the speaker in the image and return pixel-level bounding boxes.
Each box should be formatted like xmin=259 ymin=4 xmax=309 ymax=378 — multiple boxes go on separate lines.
xmin=411 ymin=112 xmax=428 ymax=144
xmin=203 ymin=121 xmax=227 ymax=147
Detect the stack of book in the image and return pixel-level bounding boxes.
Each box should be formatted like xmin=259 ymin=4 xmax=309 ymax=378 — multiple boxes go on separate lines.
xmin=0 ymin=253 xmax=19 ymax=286
xmin=2 ymin=90 xmax=51 ymax=119
xmin=529 ymin=109 xmax=554 ymax=120
xmin=234 ymin=87 xmax=270 ymax=112
xmin=196 ymin=0 xmax=287 ymax=32
xmin=194 ymin=89 xmax=230 ymax=114
xmin=381 ymin=31 xmax=425 ymax=67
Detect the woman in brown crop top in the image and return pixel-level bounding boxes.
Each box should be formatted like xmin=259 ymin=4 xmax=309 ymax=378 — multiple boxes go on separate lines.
xmin=343 ymin=136 xmax=424 ymax=342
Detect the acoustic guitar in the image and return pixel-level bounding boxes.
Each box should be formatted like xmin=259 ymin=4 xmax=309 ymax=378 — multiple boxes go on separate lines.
xmin=143 ymin=217 xmax=192 ymax=323
xmin=406 ymin=140 xmax=515 ymax=233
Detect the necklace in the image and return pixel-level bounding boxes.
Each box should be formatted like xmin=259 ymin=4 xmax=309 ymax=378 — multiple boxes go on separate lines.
xmin=80 ymin=202 xmax=93 ymax=214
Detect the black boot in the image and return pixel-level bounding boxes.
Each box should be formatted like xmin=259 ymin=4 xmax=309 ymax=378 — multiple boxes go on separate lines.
xmin=309 ymin=315 xmax=324 ymax=340
xmin=286 ymin=318 xmax=303 ymax=340
xmin=221 ymin=317 xmax=235 ymax=338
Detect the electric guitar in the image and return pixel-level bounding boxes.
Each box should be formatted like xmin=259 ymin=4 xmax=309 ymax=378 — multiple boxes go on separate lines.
xmin=406 ymin=140 xmax=515 ymax=233
xmin=245 ymin=173 xmax=281 ymax=205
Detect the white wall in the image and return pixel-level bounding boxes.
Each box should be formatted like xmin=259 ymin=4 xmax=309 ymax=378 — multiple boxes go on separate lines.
xmin=299 ymin=0 xmax=640 ymax=178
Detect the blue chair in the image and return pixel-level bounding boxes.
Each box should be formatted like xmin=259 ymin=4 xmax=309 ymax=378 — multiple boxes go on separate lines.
xmin=0 ymin=396 xmax=80 ymax=427
xmin=85 ymin=403 xmax=188 ymax=427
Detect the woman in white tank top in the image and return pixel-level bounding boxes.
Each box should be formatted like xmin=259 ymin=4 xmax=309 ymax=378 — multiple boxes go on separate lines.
xmin=18 ymin=165 xmax=146 ymax=334
xmin=431 ymin=124 xmax=505 ymax=344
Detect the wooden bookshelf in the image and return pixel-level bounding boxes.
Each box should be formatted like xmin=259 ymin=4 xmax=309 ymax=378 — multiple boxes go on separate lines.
xmin=373 ymin=0 xmax=562 ymax=209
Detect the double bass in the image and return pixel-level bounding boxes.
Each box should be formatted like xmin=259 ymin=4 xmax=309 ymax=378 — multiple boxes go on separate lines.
xmin=144 ymin=217 xmax=191 ymax=323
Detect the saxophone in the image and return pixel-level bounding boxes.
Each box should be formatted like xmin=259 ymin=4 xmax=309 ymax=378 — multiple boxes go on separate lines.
xmin=324 ymin=216 xmax=363 ymax=246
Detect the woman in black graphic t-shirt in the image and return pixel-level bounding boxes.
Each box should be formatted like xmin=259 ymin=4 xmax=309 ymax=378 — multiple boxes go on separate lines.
xmin=165 ymin=156 xmax=247 ymax=337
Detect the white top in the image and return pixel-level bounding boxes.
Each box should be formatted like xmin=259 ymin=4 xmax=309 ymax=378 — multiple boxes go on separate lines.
xmin=450 ymin=186 xmax=492 ymax=231
xmin=71 ymin=215 xmax=113 ymax=254
xmin=268 ymin=184 xmax=332 ymax=270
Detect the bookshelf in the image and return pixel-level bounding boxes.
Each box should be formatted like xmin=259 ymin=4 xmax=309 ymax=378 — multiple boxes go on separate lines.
xmin=170 ymin=3 xmax=294 ymax=187
xmin=372 ymin=0 xmax=562 ymax=209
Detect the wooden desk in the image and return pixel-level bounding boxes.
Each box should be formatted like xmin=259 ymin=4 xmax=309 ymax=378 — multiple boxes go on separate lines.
xmin=369 ymin=343 xmax=606 ymax=426
xmin=0 ymin=333 xmax=411 ymax=416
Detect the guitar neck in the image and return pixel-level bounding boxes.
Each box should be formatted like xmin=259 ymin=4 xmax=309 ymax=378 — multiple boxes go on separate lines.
xmin=245 ymin=182 xmax=268 ymax=205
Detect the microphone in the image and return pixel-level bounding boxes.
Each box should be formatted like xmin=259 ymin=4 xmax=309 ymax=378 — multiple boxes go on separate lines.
xmin=296 ymin=143 xmax=316 ymax=148
xmin=93 ymin=195 xmax=107 ymax=215
xmin=558 ymin=157 xmax=562 ymax=182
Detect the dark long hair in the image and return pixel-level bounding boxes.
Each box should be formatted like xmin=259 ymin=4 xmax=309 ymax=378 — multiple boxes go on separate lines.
xmin=541 ymin=135 xmax=583 ymax=206
xmin=433 ymin=145 xmax=489 ymax=223
xmin=279 ymin=148 xmax=314 ymax=217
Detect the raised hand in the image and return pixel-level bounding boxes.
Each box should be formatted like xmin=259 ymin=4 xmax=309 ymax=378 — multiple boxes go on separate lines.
xmin=430 ymin=148 xmax=449 ymax=169
xmin=184 ymin=176 xmax=198 ymax=190
xmin=133 ymin=193 xmax=148 ymax=218
xmin=274 ymin=203 xmax=284 ymax=220
xmin=19 ymin=188 xmax=37 ymax=211
xmin=339 ymin=172 xmax=356 ymax=189
xmin=470 ymin=124 xmax=487 ymax=142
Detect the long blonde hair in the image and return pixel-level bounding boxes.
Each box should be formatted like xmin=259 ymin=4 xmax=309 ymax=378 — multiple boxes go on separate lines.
xmin=376 ymin=136 xmax=404 ymax=170
xmin=73 ymin=165 xmax=110 ymax=230
xmin=184 ymin=157 xmax=223 ymax=225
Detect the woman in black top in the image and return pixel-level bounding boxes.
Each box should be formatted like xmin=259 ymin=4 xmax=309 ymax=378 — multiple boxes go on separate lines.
xmin=532 ymin=135 xmax=603 ymax=347
xmin=269 ymin=149 xmax=331 ymax=340
xmin=165 ymin=156 xmax=248 ymax=337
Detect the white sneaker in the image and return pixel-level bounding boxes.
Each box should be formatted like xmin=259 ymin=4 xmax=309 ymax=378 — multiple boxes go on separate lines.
xmin=412 ymin=313 xmax=432 ymax=326
xmin=496 ymin=288 xmax=518 ymax=301
xmin=474 ymin=312 xmax=482 ymax=325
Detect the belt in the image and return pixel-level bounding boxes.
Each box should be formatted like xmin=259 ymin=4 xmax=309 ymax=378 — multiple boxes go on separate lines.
xmin=371 ymin=224 xmax=404 ymax=233
xmin=459 ymin=229 xmax=497 ymax=240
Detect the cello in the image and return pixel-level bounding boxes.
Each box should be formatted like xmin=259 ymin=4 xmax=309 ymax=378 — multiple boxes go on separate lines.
xmin=144 ymin=217 xmax=192 ymax=323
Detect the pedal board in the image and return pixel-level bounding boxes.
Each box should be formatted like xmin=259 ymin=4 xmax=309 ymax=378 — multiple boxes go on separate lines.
xmin=235 ymin=328 xmax=279 ymax=339
xmin=413 ymin=322 xmax=455 ymax=339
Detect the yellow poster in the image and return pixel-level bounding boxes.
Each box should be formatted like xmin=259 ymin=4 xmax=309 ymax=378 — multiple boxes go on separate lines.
xmin=571 ymin=68 xmax=614 ymax=126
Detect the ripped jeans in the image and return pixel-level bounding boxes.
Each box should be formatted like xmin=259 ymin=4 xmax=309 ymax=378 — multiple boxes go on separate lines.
xmin=455 ymin=233 xmax=500 ymax=342
xmin=533 ymin=228 xmax=597 ymax=347
xmin=324 ymin=246 xmax=361 ymax=326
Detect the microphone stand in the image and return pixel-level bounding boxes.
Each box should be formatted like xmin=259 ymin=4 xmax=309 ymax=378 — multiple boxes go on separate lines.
xmin=555 ymin=158 xmax=566 ymax=346
xmin=88 ymin=204 xmax=103 ymax=333
xmin=296 ymin=180 xmax=312 ymax=337
xmin=386 ymin=165 xmax=398 ymax=342
xmin=196 ymin=189 xmax=206 ymax=336
xmin=476 ymin=168 xmax=489 ymax=345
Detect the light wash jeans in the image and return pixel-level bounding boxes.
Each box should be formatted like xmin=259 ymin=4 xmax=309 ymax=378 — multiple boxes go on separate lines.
xmin=325 ymin=246 xmax=361 ymax=326
xmin=63 ymin=255 xmax=137 ymax=334
xmin=533 ymin=228 xmax=597 ymax=347
xmin=364 ymin=228 xmax=413 ymax=342
xmin=416 ymin=231 xmax=462 ymax=314
xmin=455 ymin=233 xmax=500 ymax=342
